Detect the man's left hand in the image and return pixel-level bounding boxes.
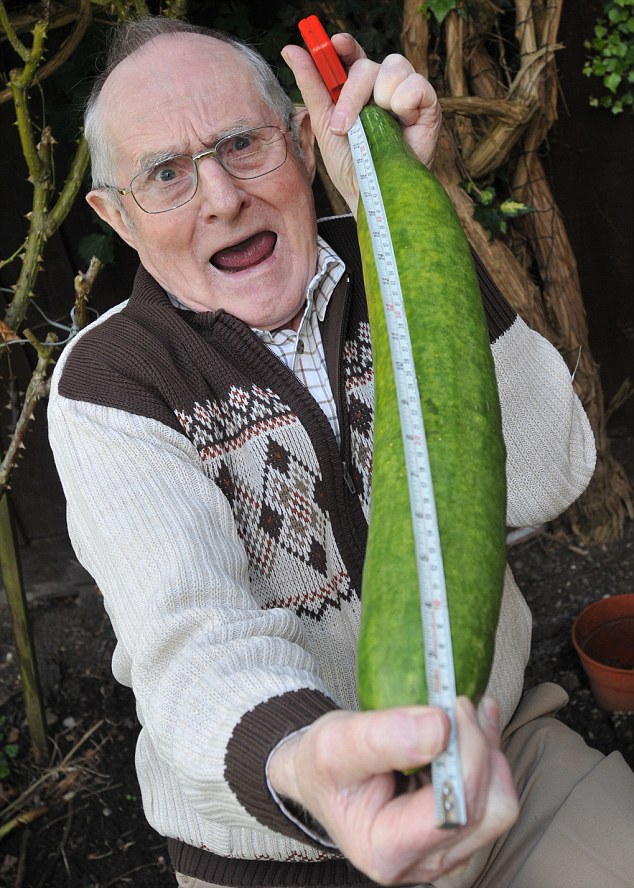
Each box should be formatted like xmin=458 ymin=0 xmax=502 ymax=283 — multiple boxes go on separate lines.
xmin=282 ymin=33 xmax=441 ymax=214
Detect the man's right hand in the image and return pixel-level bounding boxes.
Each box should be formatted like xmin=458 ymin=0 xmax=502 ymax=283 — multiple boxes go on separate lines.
xmin=268 ymin=697 xmax=518 ymax=885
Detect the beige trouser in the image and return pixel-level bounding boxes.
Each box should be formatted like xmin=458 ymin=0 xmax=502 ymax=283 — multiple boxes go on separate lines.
xmin=176 ymin=683 xmax=634 ymax=888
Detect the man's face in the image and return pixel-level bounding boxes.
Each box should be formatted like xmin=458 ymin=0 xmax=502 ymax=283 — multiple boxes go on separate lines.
xmin=88 ymin=34 xmax=318 ymax=330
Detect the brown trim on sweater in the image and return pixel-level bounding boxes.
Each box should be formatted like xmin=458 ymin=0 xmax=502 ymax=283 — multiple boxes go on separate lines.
xmin=167 ymin=836 xmax=377 ymax=886
xmin=224 ymin=689 xmax=339 ymax=845
xmin=469 ymin=247 xmax=517 ymax=342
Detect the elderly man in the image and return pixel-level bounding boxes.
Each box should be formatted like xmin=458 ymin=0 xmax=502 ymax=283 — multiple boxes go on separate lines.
xmin=48 ymin=15 xmax=633 ymax=888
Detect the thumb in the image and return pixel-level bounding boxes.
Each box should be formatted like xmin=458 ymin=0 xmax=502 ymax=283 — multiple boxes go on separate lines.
xmin=305 ymin=707 xmax=451 ymax=783
xmin=281 ymin=44 xmax=334 ymax=138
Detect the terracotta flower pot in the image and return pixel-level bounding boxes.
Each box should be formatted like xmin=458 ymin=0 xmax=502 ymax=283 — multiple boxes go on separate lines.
xmin=572 ymin=593 xmax=634 ymax=712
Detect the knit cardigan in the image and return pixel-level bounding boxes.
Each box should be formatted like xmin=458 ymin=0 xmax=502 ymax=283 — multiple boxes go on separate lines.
xmin=48 ymin=215 xmax=596 ymax=886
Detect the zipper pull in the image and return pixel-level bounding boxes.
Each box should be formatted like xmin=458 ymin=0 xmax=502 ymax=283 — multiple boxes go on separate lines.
xmin=342 ymin=461 xmax=356 ymax=494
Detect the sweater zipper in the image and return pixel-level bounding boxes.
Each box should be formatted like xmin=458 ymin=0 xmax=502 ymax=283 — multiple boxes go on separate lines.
xmin=341 ymin=461 xmax=356 ymax=494
xmin=332 ymin=275 xmax=356 ymax=495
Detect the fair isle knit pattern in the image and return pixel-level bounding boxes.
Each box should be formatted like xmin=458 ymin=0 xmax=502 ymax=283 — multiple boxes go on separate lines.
xmin=48 ymin=215 xmax=596 ymax=888
xmin=182 ymin=396 xmax=356 ymax=619
xmin=342 ymin=318 xmax=374 ymax=520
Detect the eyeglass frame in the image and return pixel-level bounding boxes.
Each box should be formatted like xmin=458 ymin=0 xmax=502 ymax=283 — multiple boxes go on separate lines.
xmin=101 ymin=123 xmax=292 ymax=215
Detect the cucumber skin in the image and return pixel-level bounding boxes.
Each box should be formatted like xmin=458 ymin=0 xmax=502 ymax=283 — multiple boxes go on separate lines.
xmin=356 ymin=107 xmax=507 ymax=709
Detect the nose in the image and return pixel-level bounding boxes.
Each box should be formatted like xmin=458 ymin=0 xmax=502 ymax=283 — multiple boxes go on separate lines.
xmin=195 ymin=154 xmax=248 ymax=220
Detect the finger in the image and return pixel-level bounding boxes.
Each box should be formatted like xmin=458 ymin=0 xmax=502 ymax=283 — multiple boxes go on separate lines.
xmin=392 ymin=707 xmax=517 ymax=884
xmin=373 ymin=55 xmax=438 ymax=124
xmin=454 ymin=696 xmax=495 ymax=824
xmin=441 ymin=748 xmax=519 ymax=875
xmin=477 ymin=696 xmax=502 ymax=749
xmin=329 ymin=57 xmax=380 ymax=134
xmin=330 ymin=32 xmax=368 ymax=68
xmin=365 ymin=784 xmax=449 ymax=884
xmin=373 ymin=54 xmax=416 ymax=108
xmin=422 ymin=702 xmax=516 ymax=877
xmin=387 ymin=72 xmax=439 ymax=127
xmin=311 ymin=706 xmax=450 ymax=782
xmin=281 ymin=43 xmax=334 ymax=120
xmin=283 ymin=35 xmax=370 ymax=135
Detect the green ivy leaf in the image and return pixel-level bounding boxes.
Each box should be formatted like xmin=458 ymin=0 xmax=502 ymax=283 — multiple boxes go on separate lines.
xmin=584 ymin=0 xmax=634 ymax=114
xmin=426 ymin=0 xmax=458 ymax=25
xmin=473 ymin=205 xmax=507 ymax=240
xmin=460 ymin=180 xmax=495 ymax=205
xmin=605 ymin=71 xmax=623 ymax=92
xmin=478 ymin=187 xmax=496 ymax=206
xmin=78 ymin=232 xmax=115 ymax=266
xmin=499 ymin=200 xmax=535 ymax=218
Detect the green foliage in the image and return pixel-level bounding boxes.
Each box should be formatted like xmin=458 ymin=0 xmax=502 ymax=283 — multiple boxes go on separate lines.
xmin=583 ymin=0 xmax=634 ymax=115
xmin=461 ymin=179 xmax=535 ymax=240
xmin=0 ymin=717 xmax=19 ymax=781
xmin=426 ymin=0 xmax=459 ymax=24
xmin=79 ymin=215 xmax=116 ymax=267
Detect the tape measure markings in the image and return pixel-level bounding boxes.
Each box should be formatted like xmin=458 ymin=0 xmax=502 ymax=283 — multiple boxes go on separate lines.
xmin=297 ymin=13 xmax=467 ymax=829
xmin=349 ymin=116 xmax=467 ymax=828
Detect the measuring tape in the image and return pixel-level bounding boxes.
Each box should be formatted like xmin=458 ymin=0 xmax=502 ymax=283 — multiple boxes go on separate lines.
xmin=299 ymin=15 xmax=467 ymax=828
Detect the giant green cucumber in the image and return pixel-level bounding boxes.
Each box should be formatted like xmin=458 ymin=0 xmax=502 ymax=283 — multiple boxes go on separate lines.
xmin=356 ymin=107 xmax=507 ymax=709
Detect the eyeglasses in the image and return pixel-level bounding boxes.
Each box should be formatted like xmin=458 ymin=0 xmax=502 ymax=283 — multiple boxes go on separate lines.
xmin=107 ymin=125 xmax=290 ymax=215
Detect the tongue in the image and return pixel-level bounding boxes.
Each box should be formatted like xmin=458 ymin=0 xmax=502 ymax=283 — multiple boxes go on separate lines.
xmin=211 ymin=231 xmax=276 ymax=271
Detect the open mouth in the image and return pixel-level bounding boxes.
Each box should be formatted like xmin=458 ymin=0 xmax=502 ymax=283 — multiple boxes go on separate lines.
xmin=210 ymin=231 xmax=277 ymax=273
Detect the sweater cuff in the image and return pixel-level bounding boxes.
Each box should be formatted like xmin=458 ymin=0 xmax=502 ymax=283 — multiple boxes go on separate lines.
xmin=266 ymin=729 xmax=338 ymax=848
xmin=224 ymin=689 xmax=340 ymax=847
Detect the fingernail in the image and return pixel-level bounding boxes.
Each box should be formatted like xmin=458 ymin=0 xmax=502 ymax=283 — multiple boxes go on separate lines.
xmin=477 ymin=696 xmax=500 ymax=732
xmin=455 ymin=696 xmax=478 ymax=723
xmin=416 ymin=710 xmax=449 ymax=753
xmin=330 ymin=110 xmax=346 ymax=133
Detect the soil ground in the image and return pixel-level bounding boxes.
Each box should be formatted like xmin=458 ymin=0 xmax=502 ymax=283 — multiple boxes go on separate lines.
xmin=0 ymin=433 xmax=632 ymax=888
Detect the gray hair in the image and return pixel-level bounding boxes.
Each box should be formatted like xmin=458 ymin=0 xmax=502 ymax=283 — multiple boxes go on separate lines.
xmin=85 ymin=16 xmax=299 ymax=199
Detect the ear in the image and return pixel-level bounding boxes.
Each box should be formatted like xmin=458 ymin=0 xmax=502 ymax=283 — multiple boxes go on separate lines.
xmin=86 ymin=189 xmax=138 ymax=249
xmin=293 ymin=107 xmax=317 ymax=184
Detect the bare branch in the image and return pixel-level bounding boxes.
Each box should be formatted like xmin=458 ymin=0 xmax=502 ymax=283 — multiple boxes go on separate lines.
xmin=0 ymin=332 xmax=56 ymax=494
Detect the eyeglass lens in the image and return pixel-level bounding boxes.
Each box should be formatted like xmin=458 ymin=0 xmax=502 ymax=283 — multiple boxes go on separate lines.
xmin=131 ymin=126 xmax=287 ymax=213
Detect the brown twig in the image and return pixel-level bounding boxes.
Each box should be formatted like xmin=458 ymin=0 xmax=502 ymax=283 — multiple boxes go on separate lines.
xmin=439 ymin=95 xmax=533 ymax=124
xmin=462 ymin=43 xmax=562 ymax=179
xmin=74 ymin=256 xmax=103 ymax=331
xmin=0 ymin=332 xmax=56 ymax=494
xmin=15 ymin=824 xmax=30 ymax=888
xmin=0 ymin=0 xmax=93 ymax=107
xmin=0 ymin=805 xmax=48 ymax=841
xmin=0 ymin=720 xmax=104 ymax=822
xmin=315 ymin=0 xmax=353 ymax=36
xmin=445 ymin=9 xmax=474 ymax=156
xmin=33 ymin=801 xmax=74 ymax=888
xmin=100 ymin=862 xmax=167 ymax=888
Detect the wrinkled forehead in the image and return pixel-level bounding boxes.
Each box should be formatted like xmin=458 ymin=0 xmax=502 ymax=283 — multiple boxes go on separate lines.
xmin=98 ymin=33 xmax=268 ymax=144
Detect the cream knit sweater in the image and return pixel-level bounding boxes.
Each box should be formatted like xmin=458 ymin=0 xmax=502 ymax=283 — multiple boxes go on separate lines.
xmin=48 ymin=216 xmax=596 ymax=885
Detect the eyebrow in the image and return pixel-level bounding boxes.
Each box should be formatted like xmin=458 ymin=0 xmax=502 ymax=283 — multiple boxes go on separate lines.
xmin=133 ymin=118 xmax=258 ymax=174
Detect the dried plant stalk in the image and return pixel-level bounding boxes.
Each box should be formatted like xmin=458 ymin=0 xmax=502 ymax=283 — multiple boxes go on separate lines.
xmin=401 ymin=0 xmax=429 ymax=78
xmin=399 ymin=0 xmax=632 ymax=542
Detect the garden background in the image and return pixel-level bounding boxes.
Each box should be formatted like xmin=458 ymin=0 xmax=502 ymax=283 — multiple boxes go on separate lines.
xmin=0 ymin=2 xmax=633 ymax=886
